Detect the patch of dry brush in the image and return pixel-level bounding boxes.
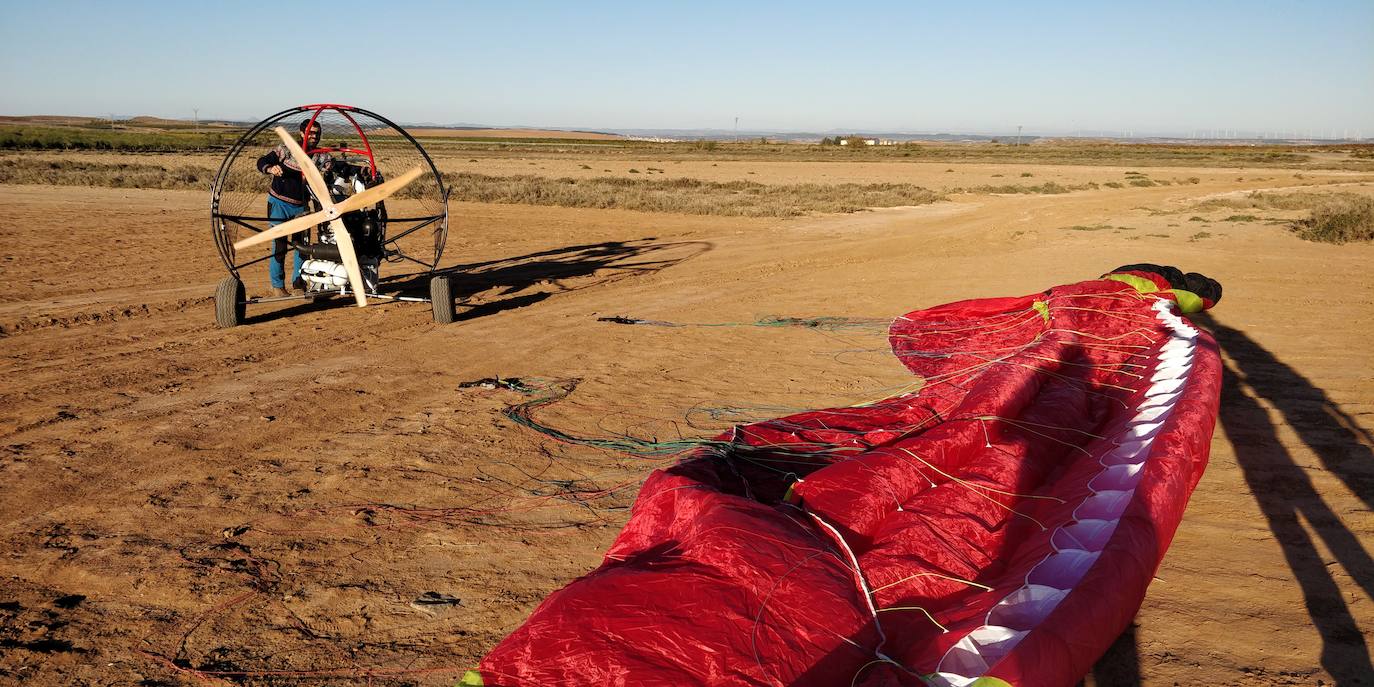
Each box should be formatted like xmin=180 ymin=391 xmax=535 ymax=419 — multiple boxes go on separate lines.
xmin=952 ymin=181 xmax=1096 ymax=195
xmin=1291 ymin=196 xmax=1374 ymax=243
xmin=0 ymin=157 xmax=214 ymax=189
xmin=427 ymin=173 xmax=944 ymax=216
xmin=1189 ymin=190 xmax=1374 ymax=243
xmin=0 ymin=158 xmax=945 ymax=217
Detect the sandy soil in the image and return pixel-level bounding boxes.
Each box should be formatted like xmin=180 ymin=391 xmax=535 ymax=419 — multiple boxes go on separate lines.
xmin=1 ymin=167 xmax=1371 ymax=686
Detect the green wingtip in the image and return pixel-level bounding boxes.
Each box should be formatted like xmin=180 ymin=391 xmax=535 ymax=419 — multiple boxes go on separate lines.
xmin=457 ymin=669 xmax=484 ymax=686
xmin=969 ymin=677 xmax=1014 ymax=687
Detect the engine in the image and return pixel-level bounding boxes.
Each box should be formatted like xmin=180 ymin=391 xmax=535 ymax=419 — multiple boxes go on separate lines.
xmin=297 ymin=202 xmax=384 ymax=295
xmin=299 ymin=257 xmax=379 ymax=293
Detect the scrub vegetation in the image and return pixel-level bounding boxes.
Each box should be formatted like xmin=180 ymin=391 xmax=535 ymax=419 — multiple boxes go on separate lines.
xmin=437 ymin=173 xmax=946 ymax=217
xmin=0 ymin=124 xmax=239 ymax=152
xmin=1291 ymin=196 xmax=1374 ymax=243
xmin=1194 ymin=190 xmax=1367 ymax=212
xmin=952 ymin=181 xmax=1096 ymax=194
xmin=0 ymin=157 xmax=215 ymax=189
xmin=5 ymin=117 xmax=1374 ymax=170
xmin=1183 ymin=190 xmax=1374 ymax=244
xmin=0 ymin=157 xmax=944 ymax=217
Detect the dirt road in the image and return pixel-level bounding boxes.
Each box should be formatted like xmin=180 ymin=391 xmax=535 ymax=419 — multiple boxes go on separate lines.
xmin=1 ymin=172 xmax=1371 ymax=685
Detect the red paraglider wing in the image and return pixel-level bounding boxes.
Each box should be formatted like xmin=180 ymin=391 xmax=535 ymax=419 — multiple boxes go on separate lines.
xmin=473 ymin=271 xmax=1221 ymax=687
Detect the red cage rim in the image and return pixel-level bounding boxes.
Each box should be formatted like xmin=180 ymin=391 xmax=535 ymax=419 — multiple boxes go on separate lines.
xmin=297 ymin=103 xmax=376 ymax=175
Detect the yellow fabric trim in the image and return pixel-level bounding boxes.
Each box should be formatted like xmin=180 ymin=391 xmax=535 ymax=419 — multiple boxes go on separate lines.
xmin=1032 ymin=300 xmax=1050 ymax=324
xmin=969 ymin=678 xmax=1014 ymax=687
xmin=1168 ymin=288 xmax=1205 ymax=313
xmin=457 ymin=670 xmax=484 ymax=686
xmin=1104 ymin=273 xmax=1159 ymax=294
xmin=1104 ymin=274 xmax=1206 ymax=312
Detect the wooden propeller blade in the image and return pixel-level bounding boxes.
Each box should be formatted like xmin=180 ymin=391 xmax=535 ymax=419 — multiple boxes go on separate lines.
xmin=333 ymin=166 xmax=425 ymax=215
xmin=273 ymin=126 xmax=334 ymax=210
xmin=233 ymin=207 xmax=329 ymax=250
xmin=328 ymin=218 xmax=368 ymax=307
xmin=242 ymin=132 xmax=424 ymax=308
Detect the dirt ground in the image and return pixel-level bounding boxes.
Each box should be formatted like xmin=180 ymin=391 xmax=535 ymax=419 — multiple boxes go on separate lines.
xmin=1 ymin=160 xmax=1371 ymax=686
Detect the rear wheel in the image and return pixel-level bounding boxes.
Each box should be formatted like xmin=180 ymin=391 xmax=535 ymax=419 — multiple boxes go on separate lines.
xmin=430 ymin=275 xmax=454 ymax=324
xmin=215 ymin=276 xmax=245 ymax=328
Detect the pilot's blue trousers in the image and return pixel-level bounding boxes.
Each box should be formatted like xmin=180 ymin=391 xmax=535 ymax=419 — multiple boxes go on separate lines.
xmin=267 ymin=195 xmax=307 ymax=288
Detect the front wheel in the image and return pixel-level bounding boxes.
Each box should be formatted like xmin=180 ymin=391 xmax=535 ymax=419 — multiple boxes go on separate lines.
xmin=215 ymin=276 xmax=245 ymax=328
xmin=430 ymin=275 xmax=454 ymax=324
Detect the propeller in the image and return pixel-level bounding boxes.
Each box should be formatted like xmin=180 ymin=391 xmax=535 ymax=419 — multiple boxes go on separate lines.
xmin=233 ymin=126 xmax=425 ymax=307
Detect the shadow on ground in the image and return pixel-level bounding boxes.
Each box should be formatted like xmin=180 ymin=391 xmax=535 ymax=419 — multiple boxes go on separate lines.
xmin=1082 ymin=311 xmax=1374 ymax=686
xmin=1196 ymin=312 xmax=1373 ymax=686
xmin=390 ymin=237 xmax=713 ymax=320
xmin=247 ymin=237 xmax=712 ymax=325
xmin=1079 ymin=624 xmax=1142 ymax=687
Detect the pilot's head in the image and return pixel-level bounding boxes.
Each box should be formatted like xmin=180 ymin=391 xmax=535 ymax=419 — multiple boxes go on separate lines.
xmin=298 ymin=119 xmax=322 ymax=149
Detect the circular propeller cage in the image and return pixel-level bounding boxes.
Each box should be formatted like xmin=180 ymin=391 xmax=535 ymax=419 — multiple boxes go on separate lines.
xmin=210 ymin=104 xmax=449 ymax=282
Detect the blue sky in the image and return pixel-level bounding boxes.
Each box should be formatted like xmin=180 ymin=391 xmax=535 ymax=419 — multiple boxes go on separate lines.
xmin=1 ymin=1 xmax=1370 ymax=136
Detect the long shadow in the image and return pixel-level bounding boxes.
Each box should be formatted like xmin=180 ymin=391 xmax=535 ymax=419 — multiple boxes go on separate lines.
xmin=245 ymin=238 xmax=711 ymax=325
xmin=245 ymin=295 xmax=354 ymax=325
xmin=1082 ymin=624 xmax=1142 ymax=687
xmin=386 ymin=237 xmax=713 ymax=320
xmin=1195 ymin=313 xmax=1373 ymax=685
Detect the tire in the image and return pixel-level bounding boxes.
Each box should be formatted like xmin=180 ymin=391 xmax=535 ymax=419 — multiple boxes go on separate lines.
xmin=215 ymin=275 xmax=245 ymax=328
xmin=430 ymin=275 xmax=454 ymax=324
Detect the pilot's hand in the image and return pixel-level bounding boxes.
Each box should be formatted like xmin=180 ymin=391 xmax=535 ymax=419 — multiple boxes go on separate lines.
xmin=267 ymin=164 xmax=283 ymax=176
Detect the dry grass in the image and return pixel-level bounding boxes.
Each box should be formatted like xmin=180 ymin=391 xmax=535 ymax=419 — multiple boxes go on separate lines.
xmin=420 ymin=139 xmax=1373 ymax=170
xmin=0 ymin=158 xmax=944 ymax=217
xmin=0 ymin=157 xmax=214 ymax=189
xmin=7 ymin=118 xmax=1372 ymax=171
xmin=1062 ymin=223 xmax=1135 ymax=232
xmin=1193 ymin=190 xmax=1367 ymax=212
xmin=1182 ymin=189 xmax=1374 ymax=243
xmin=0 ymin=124 xmax=239 ymax=152
xmin=1291 ymin=196 xmax=1374 ymax=243
xmin=953 ymin=181 xmax=1095 ymax=195
xmin=438 ymin=173 xmax=944 ymax=216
